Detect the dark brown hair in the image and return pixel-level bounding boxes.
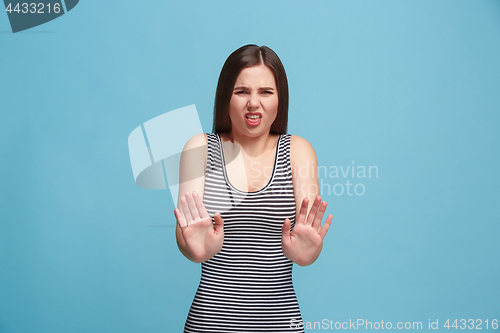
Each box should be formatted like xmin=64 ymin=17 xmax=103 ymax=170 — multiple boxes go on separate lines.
xmin=212 ymin=44 xmax=289 ymax=134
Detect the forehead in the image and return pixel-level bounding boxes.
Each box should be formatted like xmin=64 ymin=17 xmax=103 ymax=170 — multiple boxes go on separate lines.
xmin=234 ymin=65 xmax=276 ymax=87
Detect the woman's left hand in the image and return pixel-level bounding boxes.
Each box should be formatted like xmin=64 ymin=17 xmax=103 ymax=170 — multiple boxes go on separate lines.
xmin=281 ymin=196 xmax=333 ymax=266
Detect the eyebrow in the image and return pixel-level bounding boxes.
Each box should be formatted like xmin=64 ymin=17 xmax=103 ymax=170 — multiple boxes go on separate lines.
xmin=233 ymin=86 xmax=275 ymax=91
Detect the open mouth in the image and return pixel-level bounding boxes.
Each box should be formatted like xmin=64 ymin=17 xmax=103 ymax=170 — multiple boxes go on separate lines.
xmin=245 ymin=112 xmax=262 ymax=119
xmin=245 ymin=113 xmax=262 ymax=126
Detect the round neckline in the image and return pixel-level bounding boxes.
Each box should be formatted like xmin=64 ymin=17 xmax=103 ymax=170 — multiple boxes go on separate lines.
xmin=217 ymin=133 xmax=281 ymax=194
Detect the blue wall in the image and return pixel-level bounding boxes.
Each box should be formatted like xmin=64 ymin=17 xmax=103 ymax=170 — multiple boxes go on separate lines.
xmin=1 ymin=1 xmax=499 ymax=332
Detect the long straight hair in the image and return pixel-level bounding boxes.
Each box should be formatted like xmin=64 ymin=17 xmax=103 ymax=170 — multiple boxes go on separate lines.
xmin=212 ymin=45 xmax=289 ymax=134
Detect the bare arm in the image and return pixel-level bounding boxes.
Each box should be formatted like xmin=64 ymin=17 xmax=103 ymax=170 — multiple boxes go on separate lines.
xmin=281 ymin=135 xmax=332 ymax=266
xmin=174 ymin=133 xmax=223 ymax=263
xmin=290 ymin=135 xmax=321 ymax=225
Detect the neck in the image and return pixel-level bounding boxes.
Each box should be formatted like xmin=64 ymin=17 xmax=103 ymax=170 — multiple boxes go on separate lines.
xmin=226 ymin=129 xmax=275 ymax=158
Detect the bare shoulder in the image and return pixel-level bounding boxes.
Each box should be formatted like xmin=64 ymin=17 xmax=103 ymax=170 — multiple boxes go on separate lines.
xmin=182 ymin=133 xmax=208 ymax=151
xmin=179 ymin=133 xmax=208 ymax=179
xmin=178 ymin=133 xmax=208 ymax=203
xmin=290 ymin=134 xmax=317 ymax=165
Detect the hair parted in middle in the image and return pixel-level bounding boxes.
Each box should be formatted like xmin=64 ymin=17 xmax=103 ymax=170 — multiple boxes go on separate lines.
xmin=212 ymin=44 xmax=289 ymax=135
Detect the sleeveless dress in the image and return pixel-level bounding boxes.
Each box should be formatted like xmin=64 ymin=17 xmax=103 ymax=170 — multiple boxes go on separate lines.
xmin=184 ymin=133 xmax=305 ymax=333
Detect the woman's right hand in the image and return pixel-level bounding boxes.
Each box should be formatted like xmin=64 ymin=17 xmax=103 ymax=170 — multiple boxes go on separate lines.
xmin=174 ymin=191 xmax=224 ymax=263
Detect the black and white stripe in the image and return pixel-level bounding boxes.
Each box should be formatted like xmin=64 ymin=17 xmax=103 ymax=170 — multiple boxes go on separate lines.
xmin=184 ymin=133 xmax=304 ymax=333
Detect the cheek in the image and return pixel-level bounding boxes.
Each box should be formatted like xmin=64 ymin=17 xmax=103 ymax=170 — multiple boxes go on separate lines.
xmin=267 ymin=97 xmax=279 ymax=115
xmin=229 ymin=96 xmax=244 ymax=112
xmin=228 ymin=98 xmax=237 ymax=118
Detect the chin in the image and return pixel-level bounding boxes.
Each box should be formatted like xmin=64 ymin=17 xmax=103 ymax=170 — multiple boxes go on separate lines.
xmin=243 ymin=126 xmax=271 ymax=136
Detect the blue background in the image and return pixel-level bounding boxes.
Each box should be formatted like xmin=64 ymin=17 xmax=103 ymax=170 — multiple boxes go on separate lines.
xmin=1 ymin=1 xmax=499 ymax=332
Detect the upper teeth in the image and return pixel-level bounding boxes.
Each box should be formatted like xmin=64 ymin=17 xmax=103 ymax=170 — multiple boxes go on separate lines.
xmin=247 ymin=115 xmax=260 ymax=119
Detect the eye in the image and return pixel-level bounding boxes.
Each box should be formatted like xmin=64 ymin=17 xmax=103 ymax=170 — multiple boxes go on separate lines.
xmin=262 ymin=91 xmax=273 ymax=94
xmin=235 ymin=90 xmax=248 ymax=95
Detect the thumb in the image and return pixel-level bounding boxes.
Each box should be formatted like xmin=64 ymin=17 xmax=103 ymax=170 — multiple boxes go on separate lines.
xmin=281 ymin=218 xmax=291 ymax=246
xmin=213 ymin=212 xmax=224 ymax=232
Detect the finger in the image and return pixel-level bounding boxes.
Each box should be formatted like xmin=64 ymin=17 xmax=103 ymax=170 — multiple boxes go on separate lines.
xmin=180 ymin=195 xmax=193 ymax=225
xmin=281 ymin=218 xmax=291 ymax=246
xmin=306 ymin=196 xmax=322 ymax=225
xmin=213 ymin=212 xmax=224 ymax=233
xmin=186 ymin=192 xmax=200 ymax=221
xmin=297 ymin=197 xmax=309 ymax=224
xmin=311 ymin=200 xmax=328 ymax=230
xmin=174 ymin=208 xmax=187 ymax=227
xmin=193 ymin=191 xmax=210 ymax=220
xmin=318 ymin=214 xmax=333 ymax=239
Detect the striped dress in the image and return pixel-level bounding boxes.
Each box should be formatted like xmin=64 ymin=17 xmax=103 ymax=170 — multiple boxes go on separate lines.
xmin=184 ymin=132 xmax=304 ymax=333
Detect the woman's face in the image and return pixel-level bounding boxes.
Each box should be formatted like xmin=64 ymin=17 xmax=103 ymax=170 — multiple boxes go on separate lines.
xmin=228 ymin=65 xmax=279 ymax=138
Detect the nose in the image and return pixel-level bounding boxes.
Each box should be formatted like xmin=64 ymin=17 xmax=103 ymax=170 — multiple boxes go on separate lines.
xmin=247 ymin=93 xmax=260 ymax=109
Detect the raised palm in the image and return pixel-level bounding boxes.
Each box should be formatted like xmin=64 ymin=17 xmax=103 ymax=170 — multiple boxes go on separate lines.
xmin=174 ymin=191 xmax=224 ymax=263
xmin=282 ymin=196 xmax=333 ymax=266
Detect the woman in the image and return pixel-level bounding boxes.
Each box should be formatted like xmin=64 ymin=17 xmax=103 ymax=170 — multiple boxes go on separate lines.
xmin=174 ymin=44 xmax=333 ymax=332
